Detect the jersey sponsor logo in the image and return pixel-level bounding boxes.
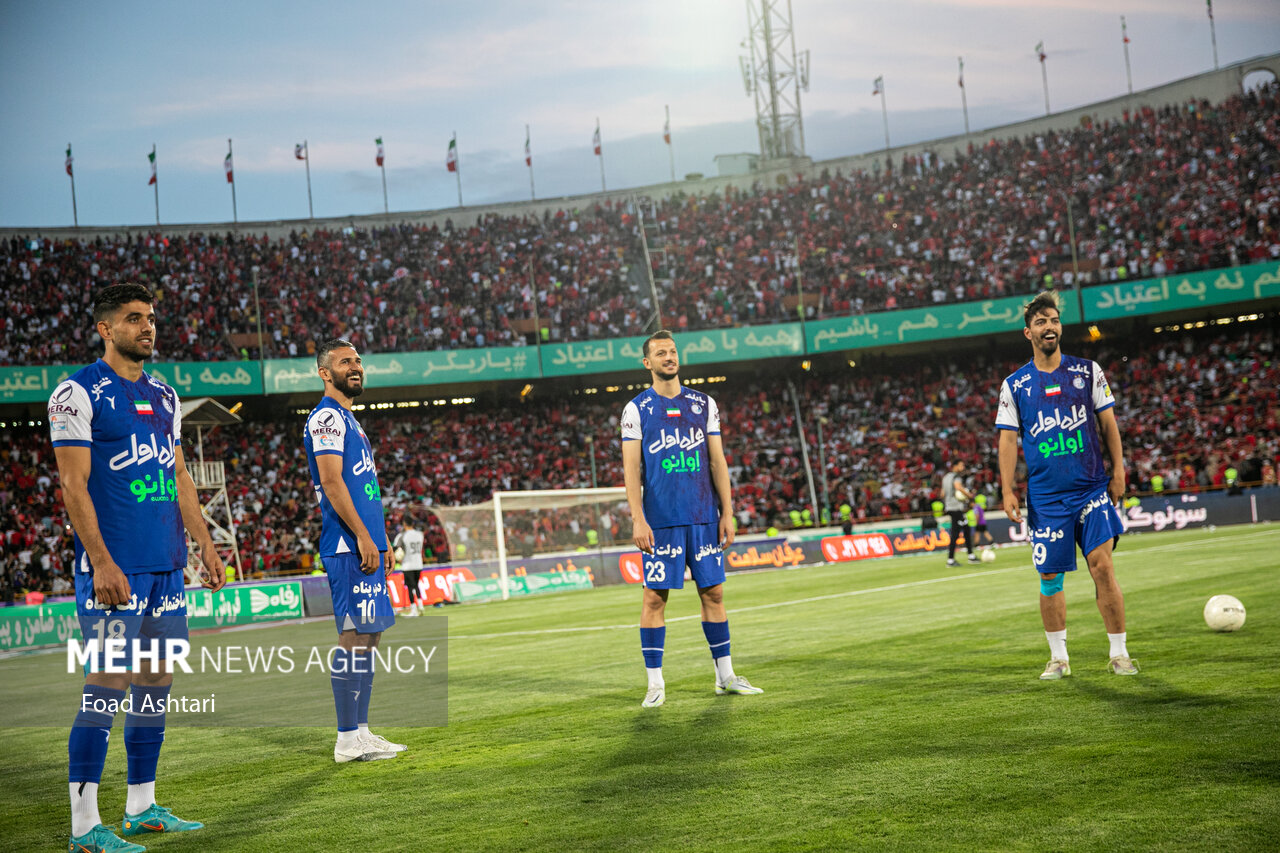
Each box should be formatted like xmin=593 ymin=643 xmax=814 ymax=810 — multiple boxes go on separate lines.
xmin=319 ymin=434 xmax=337 ymax=448
xmin=129 ymin=470 xmax=177 ymax=503
xmin=51 ymin=413 xmax=70 ymax=432
xmin=647 ymin=426 xmax=706 ymax=455
xmin=1011 ymin=374 xmax=1032 ymax=396
xmin=90 ymin=376 xmax=112 ymax=401
xmin=1067 ymin=363 xmax=1090 ymax=374
xmin=1027 ymin=404 xmax=1089 ymax=438
xmin=317 ymin=411 xmax=339 ymax=429
xmin=1045 ymin=384 xmax=1062 ymax=397
xmin=134 ymin=400 xmax=155 ymax=415
xmin=661 ymin=450 xmax=702 ymax=474
xmin=110 ymin=432 xmax=177 ymax=471
xmin=1036 ymin=428 xmax=1085 ymax=459
xmin=50 ymin=383 xmax=80 ymax=416
xmin=639 ymin=397 xmax=654 ymax=414
xmin=352 ymin=448 xmax=377 ymax=477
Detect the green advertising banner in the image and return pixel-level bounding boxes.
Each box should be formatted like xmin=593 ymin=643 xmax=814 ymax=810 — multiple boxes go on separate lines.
xmin=185 ymin=581 xmax=304 ymax=630
xmin=0 ymin=600 xmax=79 ymax=651
xmin=1082 ymin=261 xmax=1280 ymax=321
xmin=263 ymin=346 xmax=540 ymax=394
xmin=0 ymin=361 xmax=262 ymax=404
xmin=540 ymin=325 xmax=806 ymax=377
xmin=539 ymin=336 xmax=650 ymax=377
xmin=452 ymin=569 xmax=594 ymax=603
xmin=807 ymin=293 xmax=1083 ymax=354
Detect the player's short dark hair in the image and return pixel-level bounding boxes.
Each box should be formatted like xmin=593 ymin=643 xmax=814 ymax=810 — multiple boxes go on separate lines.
xmin=643 ymin=329 xmax=675 ymax=359
xmin=1022 ymin=291 xmax=1061 ymax=326
xmin=93 ymin=283 xmax=154 ymax=324
xmin=316 ymin=338 xmax=356 ymax=370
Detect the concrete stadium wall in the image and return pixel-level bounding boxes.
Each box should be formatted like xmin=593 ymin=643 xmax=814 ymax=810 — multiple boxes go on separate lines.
xmin=4 ymin=52 xmax=1277 ymax=243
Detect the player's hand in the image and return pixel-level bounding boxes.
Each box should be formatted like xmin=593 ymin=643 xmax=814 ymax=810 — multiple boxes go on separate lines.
xmin=633 ymin=519 xmax=654 ymax=555
xmin=93 ymin=560 xmax=132 ymax=608
xmin=357 ymin=531 xmax=380 ymax=574
xmin=1108 ymin=472 xmax=1126 ymax=507
xmin=1002 ymin=490 xmax=1022 ymax=525
xmin=719 ymin=515 xmax=735 ymax=548
xmin=197 ymin=541 xmax=227 ymax=592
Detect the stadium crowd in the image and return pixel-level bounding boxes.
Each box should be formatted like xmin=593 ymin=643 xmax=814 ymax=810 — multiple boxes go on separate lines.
xmin=3 ymin=323 xmax=1275 ymax=599
xmin=2 ymin=86 xmax=1277 ymax=366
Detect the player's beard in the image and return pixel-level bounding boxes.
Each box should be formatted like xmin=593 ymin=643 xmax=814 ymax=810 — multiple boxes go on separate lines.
xmin=332 ymin=371 xmax=365 ymax=398
xmin=1033 ymin=331 xmax=1060 ymax=358
xmin=113 ymin=331 xmax=152 ymax=363
xmin=653 ymin=366 xmax=679 ymax=382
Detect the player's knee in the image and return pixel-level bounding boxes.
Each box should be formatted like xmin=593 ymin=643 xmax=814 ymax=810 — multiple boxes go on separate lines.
xmin=1039 ymin=573 xmax=1063 ymax=597
xmin=698 ymin=584 xmax=723 ymax=606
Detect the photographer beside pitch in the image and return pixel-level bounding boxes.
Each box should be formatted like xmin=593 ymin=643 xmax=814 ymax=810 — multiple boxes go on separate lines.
xmin=996 ymin=292 xmax=1137 ymax=680
xmin=50 ymin=284 xmax=225 ymax=853
xmin=621 ymin=330 xmax=762 ymax=708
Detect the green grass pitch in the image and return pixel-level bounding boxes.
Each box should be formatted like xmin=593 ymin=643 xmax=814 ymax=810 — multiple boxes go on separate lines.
xmin=2 ymin=524 xmax=1278 ymax=851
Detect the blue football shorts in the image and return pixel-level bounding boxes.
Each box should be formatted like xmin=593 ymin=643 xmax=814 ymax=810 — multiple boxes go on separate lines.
xmin=327 ymin=552 xmax=396 ymax=634
xmin=74 ymin=568 xmax=188 ymax=671
xmin=1027 ymin=486 xmax=1126 ymax=575
xmin=642 ymin=522 xmax=726 ymax=590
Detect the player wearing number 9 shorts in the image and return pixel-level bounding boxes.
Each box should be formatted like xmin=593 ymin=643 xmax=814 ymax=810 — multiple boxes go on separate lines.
xmin=621 ymin=330 xmax=763 ymax=708
xmin=304 ymin=339 xmax=404 ymax=763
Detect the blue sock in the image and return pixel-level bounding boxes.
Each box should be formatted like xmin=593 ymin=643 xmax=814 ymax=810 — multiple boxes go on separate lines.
xmin=69 ymin=685 xmax=125 ymax=784
xmin=330 ymin=649 xmax=359 ymax=732
xmin=356 ymin=660 xmax=374 ymax=727
xmin=640 ymin=627 xmax=665 ymax=668
xmin=702 ymin=620 xmax=731 ymax=660
xmin=124 ymin=684 xmax=170 ymax=785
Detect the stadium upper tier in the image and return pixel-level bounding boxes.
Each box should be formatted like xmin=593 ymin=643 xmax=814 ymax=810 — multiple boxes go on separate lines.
xmin=2 ymin=86 xmax=1276 ymax=369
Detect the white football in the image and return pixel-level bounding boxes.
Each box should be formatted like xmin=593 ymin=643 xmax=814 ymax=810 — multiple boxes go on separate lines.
xmin=980 ymin=548 xmax=996 ymax=563
xmin=1204 ymin=595 xmax=1246 ymax=632
xmin=394 ymin=547 xmax=406 ymax=562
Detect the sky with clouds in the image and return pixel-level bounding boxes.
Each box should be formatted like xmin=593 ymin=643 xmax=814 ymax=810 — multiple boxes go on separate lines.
xmin=2 ymin=0 xmax=1277 ymax=228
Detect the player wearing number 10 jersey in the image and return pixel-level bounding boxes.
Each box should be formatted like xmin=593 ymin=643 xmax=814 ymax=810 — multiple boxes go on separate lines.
xmin=304 ymin=339 xmax=404 ymax=763
xmin=621 ymin=330 xmax=763 ymax=708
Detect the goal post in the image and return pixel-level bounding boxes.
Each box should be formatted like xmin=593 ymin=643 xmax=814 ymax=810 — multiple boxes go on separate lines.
xmin=426 ymin=487 xmax=632 ymax=601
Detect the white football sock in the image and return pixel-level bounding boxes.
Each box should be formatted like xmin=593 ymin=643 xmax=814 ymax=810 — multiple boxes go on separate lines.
xmin=1108 ymin=632 xmax=1128 ymax=659
xmin=336 ymin=729 xmax=360 ymax=748
xmin=70 ymin=781 xmax=101 ymax=837
xmin=646 ymin=667 xmax=664 ymax=689
xmin=1046 ymin=630 xmax=1068 ymax=661
xmin=714 ymin=655 xmax=735 ymax=684
xmin=126 ymin=781 xmax=155 ymax=816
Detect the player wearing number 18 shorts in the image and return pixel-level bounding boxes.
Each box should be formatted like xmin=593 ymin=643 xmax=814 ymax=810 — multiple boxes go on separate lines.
xmin=621 ymin=330 xmax=763 ymax=708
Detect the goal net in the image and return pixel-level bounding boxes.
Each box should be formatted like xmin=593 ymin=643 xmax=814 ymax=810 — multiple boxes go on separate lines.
xmin=424 ymin=487 xmax=634 ymax=601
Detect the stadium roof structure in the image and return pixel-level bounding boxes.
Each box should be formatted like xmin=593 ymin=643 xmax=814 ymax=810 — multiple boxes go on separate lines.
xmin=180 ymin=396 xmax=242 ymax=464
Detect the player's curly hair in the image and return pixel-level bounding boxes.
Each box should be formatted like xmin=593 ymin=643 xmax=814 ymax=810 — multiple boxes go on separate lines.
xmin=93 ymin=283 xmax=154 ymax=324
xmin=1022 ymin=291 xmax=1061 ymax=327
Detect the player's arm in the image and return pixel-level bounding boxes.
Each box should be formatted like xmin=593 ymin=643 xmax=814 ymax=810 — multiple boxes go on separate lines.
xmin=622 ymin=439 xmax=653 ymax=554
xmin=316 ymin=453 xmax=380 ymax=573
xmin=173 ymin=446 xmax=226 ymax=592
xmin=998 ymin=430 xmax=1022 ymax=524
xmin=53 ymin=445 xmax=131 ymax=606
xmin=1096 ymin=407 xmax=1126 ymax=505
xmin=707 ymin=434 xmax=735 ymax=547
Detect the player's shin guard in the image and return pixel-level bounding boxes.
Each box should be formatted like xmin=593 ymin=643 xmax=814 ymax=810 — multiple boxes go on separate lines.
xmin=640 ymin=627 xmax=665 ymax=669
xmin=355 ymin=659 xmax=374 ymax=727
xmin=330 ymin=648 xmax=359 ymax=732
xmin=702 ymin=620 xmax=734 ymax=683
xmin=70 ymin=684 xmax=125 ymax=784
xmin=125 ymin=684 xmax=169 ymax=816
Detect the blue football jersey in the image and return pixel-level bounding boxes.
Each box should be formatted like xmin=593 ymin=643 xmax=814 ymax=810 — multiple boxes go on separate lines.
xmin=48 ymin=359 xmax=187 ymax=574
xmin=620 ymin=387 xmax=722 ymax=529
xmin=996 ymin=354 xmax=1116 ymax=502
xmin=304 ymin=398 xmax=388 ymax=556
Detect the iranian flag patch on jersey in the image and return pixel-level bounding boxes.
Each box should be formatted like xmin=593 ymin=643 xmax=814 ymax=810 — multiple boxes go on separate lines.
xmin=665 ymin=407 xmax=681 ymax=417
xmin=1045 ymin=384 xmax=1062 ymax=397
xmin=134 ymin=400 xmax=155 ymax=414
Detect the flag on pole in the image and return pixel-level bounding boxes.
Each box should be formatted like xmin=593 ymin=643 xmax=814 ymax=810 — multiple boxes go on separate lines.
xmin=958 ymin=58 xmax=964 ymax=88
xmin=592 ymin=126 xmax=602 ymax=156
xmin=1036 ymin=41 xmax=1046 ymax=63
xmin=446 ymin=137 xmax=458 ymax=172
xmin=376 ymin=137 xmax=384 ymax=167
xmin=1122 ymin=17 xmax=1130 ymax=43
xmin=65 ymin=144 xmax=74 ymax=176
xmin=294 ymin=143 xmax=306 ymax=160
xmin=224 ymin=151 xmax=234 ymax=183
xmin=663 ymin=116 xmax=671 ymax=145
xmin=524 ymin=129 xmax=531 ymax=166
xmin=148 ymin=146 xmax=157 ymax=185
xmin=1206 ymin=0 xmax=1213 ymax=21
xmin=872 ymin=75 xmax=883 ymax=96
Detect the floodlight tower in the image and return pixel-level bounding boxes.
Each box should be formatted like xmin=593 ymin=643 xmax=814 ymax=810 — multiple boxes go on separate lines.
xmin=740 ymin=0 xmax=810 ymax=161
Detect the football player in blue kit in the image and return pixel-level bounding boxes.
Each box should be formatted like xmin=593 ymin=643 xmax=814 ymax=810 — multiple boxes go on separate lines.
xmin=304 ymin=339 xmax=407 ymax=762
xmin=996 ymin=292 xmax=1138 ymax=680
xmin=621 ymin=330 xmax=763 ymax=708
xmin=51 ymin=283 xmax=225 ymax=853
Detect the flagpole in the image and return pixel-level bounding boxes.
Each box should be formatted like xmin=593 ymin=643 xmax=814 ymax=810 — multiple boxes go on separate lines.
xmin=380 ymin=161 xmax=388 ymax=215
xmin=596 ymin=118 xmax=606 ymax=193
xmin=526 ymin=124 xmax=536 ymax=201
xmin=67 ymin=144 xmax=78 ymax=228
xmin=453 ymin=132 xmax=463 ymax=207
xmin=1121 ymin=18 xmax=1133 ymax=95
xmin=665 ymin=105 xmax=675 ymax=184
xmin=303 ymin=140 xmax=313 ymax=219
xmin=958 ymin=57 xmax=970 ymax=135
xmin=152 ymin=144 xmax=160 ymax=225
xmin=1039 ymin=48 xmax=1051 ymax=115
xmin=228 ymin=138 xmax=238 ymax=225
xmin=879 ymin=84 xmax=890 ymax=150
xmin=1207 ymin=0 xmax=1219 ymax=71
